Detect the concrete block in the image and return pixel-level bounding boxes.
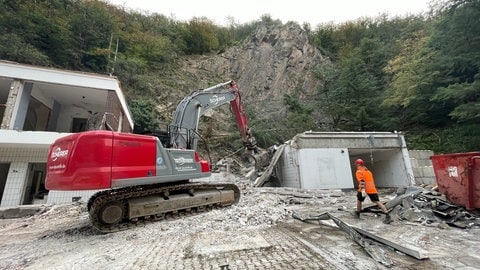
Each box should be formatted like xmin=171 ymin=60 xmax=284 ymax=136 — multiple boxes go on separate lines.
xmin=422 ymin=166 xmax=435 ymax=177
xmin=409 ymin=158 xmax=419 ymax=168
xmin=409 ymin=150 xmax=434 ymax=160
xmin=412 ymin=167 xmax=423 ymax=177
xmin=418 ymin=159 xmax=434 ymax=167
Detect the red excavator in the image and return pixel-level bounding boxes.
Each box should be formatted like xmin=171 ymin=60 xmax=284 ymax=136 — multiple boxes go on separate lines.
xmin=46 ymin=81 xmax=265 ymax=233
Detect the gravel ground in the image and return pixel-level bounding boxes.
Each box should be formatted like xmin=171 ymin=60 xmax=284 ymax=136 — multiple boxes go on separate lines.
xmin=0 ymin=173 xmax=479 ymax=270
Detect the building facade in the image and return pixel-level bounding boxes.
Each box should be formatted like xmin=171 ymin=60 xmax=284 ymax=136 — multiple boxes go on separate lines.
xmin=275 ymin=131 xmax=415 ymax=190
xmin=0 ymin=61 xmax=133 ymax=207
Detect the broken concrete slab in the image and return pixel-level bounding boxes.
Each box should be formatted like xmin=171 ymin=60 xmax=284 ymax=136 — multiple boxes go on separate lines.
xmin=293 ymin=211 xmax=430 ymax=263
xmin=254 ymin=144 xmax=285 ymax=187
xmin=0 ymin=205 xmax=48 ymax=219
xmin=293 ymin=211 xmax=394 ymax=267
xmin=351 ymin=226 xmax=429 ymax=260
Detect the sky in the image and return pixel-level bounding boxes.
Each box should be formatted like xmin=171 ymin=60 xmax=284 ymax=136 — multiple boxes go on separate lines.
xmin=106 ymin=0 xmax=431 ymax=26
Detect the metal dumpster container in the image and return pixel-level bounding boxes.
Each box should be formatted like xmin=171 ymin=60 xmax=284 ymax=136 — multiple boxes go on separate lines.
xmin=431 ymin=152 xmax=480 ymax=209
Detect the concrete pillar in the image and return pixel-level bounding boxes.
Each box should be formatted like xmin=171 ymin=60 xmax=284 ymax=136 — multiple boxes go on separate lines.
xmin=47 ymin=100 xmax=61 ymax=131
xmin=400 ymin=135 xmax=415 ymax=186
xmin=1 ymin=80 xmax=22 ymax=129
xmin=0 ymin=161 xmax=28 ymax=207
xmin=12 ymin=82 xmax=33 ymax=130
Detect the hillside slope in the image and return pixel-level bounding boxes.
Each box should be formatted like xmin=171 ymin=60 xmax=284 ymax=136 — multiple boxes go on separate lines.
xmin=156 ymin=22 xmax=326 ymax=152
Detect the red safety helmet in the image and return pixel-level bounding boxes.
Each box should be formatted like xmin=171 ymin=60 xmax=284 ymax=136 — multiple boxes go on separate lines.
xmin=355 ymin=159 xmax=364 ymax=165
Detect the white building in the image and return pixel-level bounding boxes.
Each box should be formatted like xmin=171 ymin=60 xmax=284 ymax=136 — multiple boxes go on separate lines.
xmin=275 ymin=131 xmax=415 ymax=189
xmin=0 ymin=61 xmax=133 ymax=207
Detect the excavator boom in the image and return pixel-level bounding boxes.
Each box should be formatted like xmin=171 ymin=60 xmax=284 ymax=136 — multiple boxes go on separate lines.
xmin=169 ymin=80 xmax=257 ymax=151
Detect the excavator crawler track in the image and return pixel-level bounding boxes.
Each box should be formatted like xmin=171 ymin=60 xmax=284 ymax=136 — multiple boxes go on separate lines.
xmin=87 ymin=182 xmax=240 ymax=233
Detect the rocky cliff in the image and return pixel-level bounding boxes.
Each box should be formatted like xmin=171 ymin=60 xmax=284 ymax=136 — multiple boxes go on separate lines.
xmin=158 ymin=22 xmax=328 ymax=152
xmin=179 ymin=22 xmax=326 ymax=115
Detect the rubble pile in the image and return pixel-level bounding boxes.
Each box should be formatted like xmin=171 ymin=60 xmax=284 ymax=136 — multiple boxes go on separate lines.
xmin=365 ymin=186 xmax=480 ymax=229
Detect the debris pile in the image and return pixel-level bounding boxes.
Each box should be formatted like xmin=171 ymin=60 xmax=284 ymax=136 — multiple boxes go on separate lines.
xmin=364 ymin=186 xmax=480 ymax=229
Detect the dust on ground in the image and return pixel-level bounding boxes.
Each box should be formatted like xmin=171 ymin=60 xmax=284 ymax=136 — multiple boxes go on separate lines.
xmin=0 ymin=174 xmax=479 ymax=270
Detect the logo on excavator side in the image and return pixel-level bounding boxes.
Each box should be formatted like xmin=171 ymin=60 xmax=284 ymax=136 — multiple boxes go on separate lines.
xmin=210 ymin=95 xmax=225 ymax=105
xmin=51 ymin=147 xmax=69 ymax=161
xmin=174 ymin=157 xmax=194 ymax=166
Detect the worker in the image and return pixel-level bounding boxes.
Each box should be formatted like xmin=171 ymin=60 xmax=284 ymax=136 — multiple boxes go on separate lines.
xmin=354 ymin=158 xmax=392 ymax=224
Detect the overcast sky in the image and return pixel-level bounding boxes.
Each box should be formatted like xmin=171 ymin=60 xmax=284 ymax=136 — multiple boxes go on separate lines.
xmin=106 ymin=0 xmax=431 ymax=26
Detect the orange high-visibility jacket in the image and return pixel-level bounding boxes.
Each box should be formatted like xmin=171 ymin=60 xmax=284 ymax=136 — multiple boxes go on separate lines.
xmin=356 ymin=166 xmax=378 ymax=194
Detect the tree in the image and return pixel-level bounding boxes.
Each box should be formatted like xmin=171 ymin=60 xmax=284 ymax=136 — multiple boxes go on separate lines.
xmin=69 ymin=0 xmax=117 ymax=71
xmin=429 ymin=0 xmax=480 ymax=124
xmin=382 ymin=30 xmax=444 ymax=128
xmin=184 ymin=17 xmax=219 ymax=54
xmin=0 ymin=33 xmax=51 ymax=65
xmin=129 ymin=98 xmax=159 ymax=133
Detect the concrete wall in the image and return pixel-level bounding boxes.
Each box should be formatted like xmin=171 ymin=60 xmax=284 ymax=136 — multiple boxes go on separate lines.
xmin=409 ymin=150 xmax=436 ymax=185
xmin=0 ymin=147 xmax=47 ymax=207
xmin=298 ymin=148 xmax=353 ymax=189
xmin=278 ymin=145 xmax=301 ymax=188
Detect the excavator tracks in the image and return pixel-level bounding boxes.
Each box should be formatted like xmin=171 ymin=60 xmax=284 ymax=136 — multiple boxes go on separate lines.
xmin=87 ymin=182 xmax=241 ymax=233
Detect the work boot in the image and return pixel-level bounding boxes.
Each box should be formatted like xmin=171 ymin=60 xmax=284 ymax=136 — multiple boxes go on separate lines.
xmin=355 ymin=211 xmax=361 ymax=219
xmin=383 ymin=213 xmax=392 ymax=224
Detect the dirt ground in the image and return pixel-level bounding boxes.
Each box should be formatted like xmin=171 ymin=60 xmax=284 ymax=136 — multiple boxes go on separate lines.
xmin=0 ymin=174 xmax=479 ymax=270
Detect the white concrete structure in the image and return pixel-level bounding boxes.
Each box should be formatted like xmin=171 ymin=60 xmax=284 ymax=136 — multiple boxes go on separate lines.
xmin=0 ymin=61 xmax=133 ymax=207
xmin=276 ymin=131 xmax=415 ymax=190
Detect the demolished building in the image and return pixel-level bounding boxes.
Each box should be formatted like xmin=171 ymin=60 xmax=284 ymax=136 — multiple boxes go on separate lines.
xmin=260 ymin=131 xmax=415 ymax=189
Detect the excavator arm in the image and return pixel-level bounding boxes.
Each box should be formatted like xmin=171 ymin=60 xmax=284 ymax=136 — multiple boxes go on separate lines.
xmin=227 ymin=81 xmax=257 ymax=151
xmin=169 ymin=80 xmax=257 ymax=151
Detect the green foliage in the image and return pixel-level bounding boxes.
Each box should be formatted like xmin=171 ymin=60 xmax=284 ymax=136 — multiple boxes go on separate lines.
xmin=0 ymin=0 xmax=74 ymax=67
xmin=314 ymin=50 xmax=381 ymax=131
xmin=125 ymin=31 xmax=175 ymax=66
xmin=406 ymin=123 xmax=480 ymax=153
xmin=381 ymin=30 xmax=451 ymax=128
xmin=283 ymin=94 xmax=316 ymax=135
xmin=432 ymin=78 xmax=480 ymax=122
xmin=111 ymin=57 xmax=148 ymax=90
xmin=129 ymin=98 xmax=159 ymax=133
xmin=311 ymin=2 xmax=479 ymax=152
xmin=184 ymin=17 xmax=219 ymax=54
xmin=283 ymin=94 xmax=313 ymax=114
xmin=427 ymin=0 xmax=480 ymax=126
xmin=0 ymin=33 xmax=51 ymax=65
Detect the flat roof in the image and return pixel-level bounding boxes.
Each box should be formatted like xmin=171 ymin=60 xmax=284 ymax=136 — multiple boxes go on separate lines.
xmin=0 ymin=61 xmax=133 ymax=129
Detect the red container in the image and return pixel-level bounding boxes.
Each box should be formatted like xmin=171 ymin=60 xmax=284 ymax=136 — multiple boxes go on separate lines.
xmin=431 ymin=152 xmax=480 ymax=209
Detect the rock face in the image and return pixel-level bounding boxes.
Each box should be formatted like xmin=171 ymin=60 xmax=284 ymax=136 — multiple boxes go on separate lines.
xmin=157 ymin=22 xmax=328 ymax=155
xmin=179 ymin=22 xmax=326 ymax=118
